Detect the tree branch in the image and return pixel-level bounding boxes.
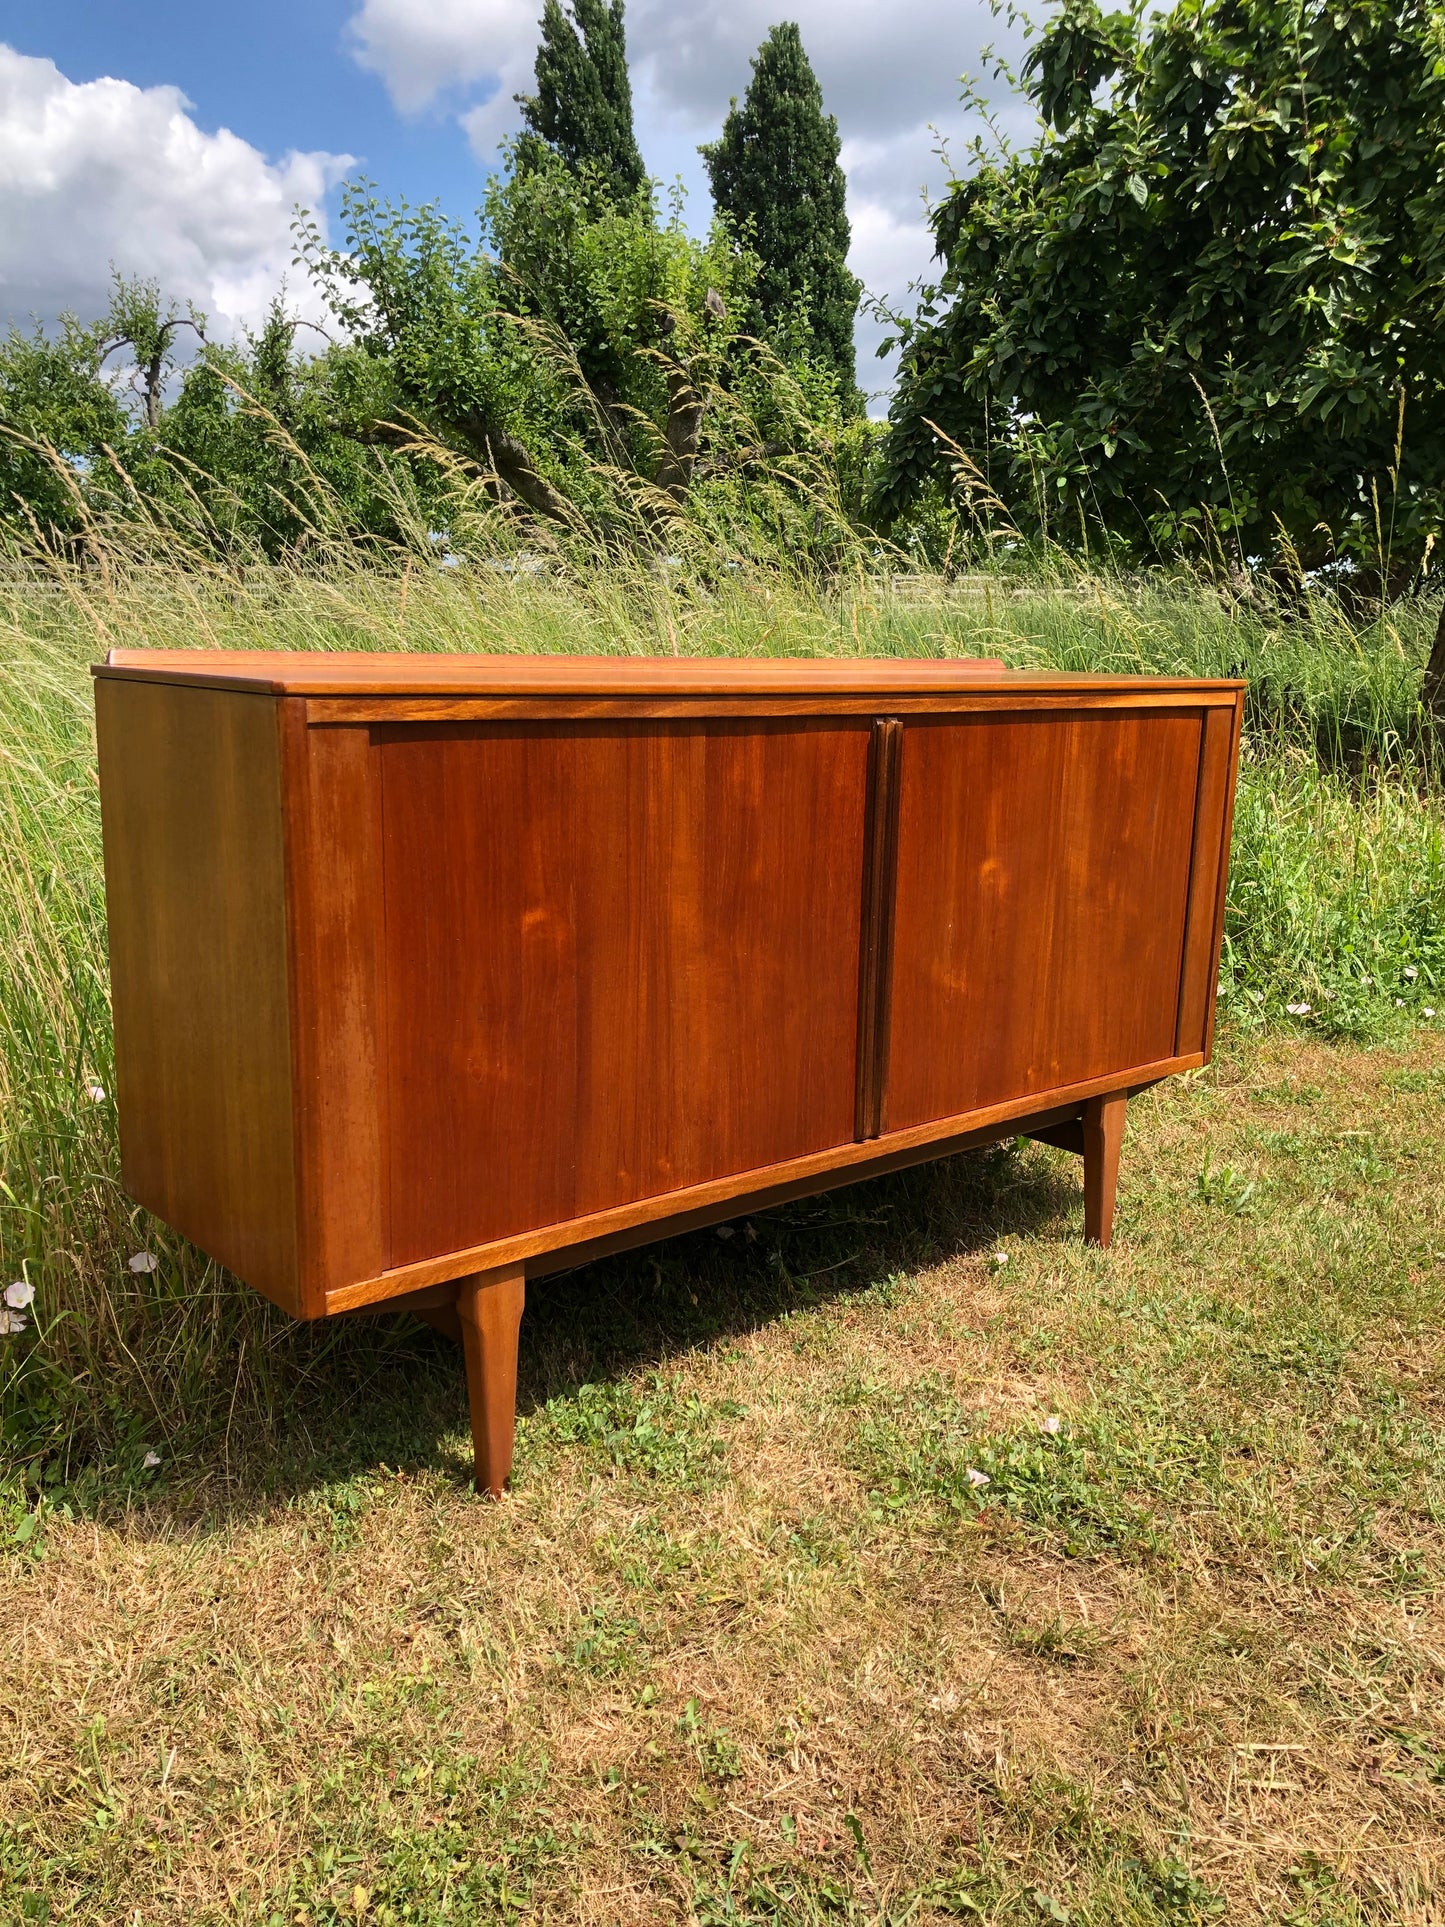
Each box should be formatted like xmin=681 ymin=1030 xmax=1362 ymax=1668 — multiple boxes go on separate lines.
xmin=355 ymin=407 xmax=578 ymax=527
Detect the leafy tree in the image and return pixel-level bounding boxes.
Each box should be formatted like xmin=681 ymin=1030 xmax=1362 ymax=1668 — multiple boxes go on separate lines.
xmin=0 ymin=265 xmax=424 ymax=557
xmin=96 ymin=274 xmax=206 ymax=429
xmin=517 ymin=0 xmax=645 ymax=199
xmin=0 ymin=315 xmax=129 ymax=542
xmin=158 ymin=302 xmax=427 ymax=555
xmin=1 ymin=152 xmax=858 ymax=560
xmin=296 ymin=161 xmax=760 ymax=528
xmin=701 ymin=23 xmax=860 ymax=402
xmin=0 ymin=272 xmax=198 ymax=545
xmin=874 ymin=0 xmax=1445 ymax=578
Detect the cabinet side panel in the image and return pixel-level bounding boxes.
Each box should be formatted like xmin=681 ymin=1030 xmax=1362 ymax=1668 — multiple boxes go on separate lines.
xmin=381 ymin=719 xmax=869 ymax=1265
xmin=284 ymin=716 xmax=387 ymax=1312
xmin=95 ymin=680 xmax=300 ymax=1310
xmin=1174 ymin=702 xmax=1237 ymax=1057
xmin=886 ymin=709 xmax=1202 ymax=1130
xmin=1203 ymin=694 xmax=1244 ymax=1059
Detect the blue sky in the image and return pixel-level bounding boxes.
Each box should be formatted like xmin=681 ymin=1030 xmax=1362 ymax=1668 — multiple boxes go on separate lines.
xmin=0 ymin=1 xmax=1029 ymax=405
xmin=0 ymin=0 xmax=489 ymax=219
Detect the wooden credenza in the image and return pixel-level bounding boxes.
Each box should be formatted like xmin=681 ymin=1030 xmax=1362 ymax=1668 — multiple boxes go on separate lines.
xmin=93 ymin=651 xmax=1244 ymax=1493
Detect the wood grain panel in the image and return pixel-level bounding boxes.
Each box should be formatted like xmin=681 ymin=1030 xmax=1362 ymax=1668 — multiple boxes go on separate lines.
xmin=380 ymin=719 xmax=870 ymax=1265
xmin=1174 ymin=700 xmax=1238 ymax=1057
xmin=95 ymin=647 xmax=1241 ymax=702
xmin=885 ymin=710 xmax=1203 ymax=1130
xmin=282 ymin=712 xmax=388 ymax=1313
xmin=95 ymin=680 xmax=300 ymax=1311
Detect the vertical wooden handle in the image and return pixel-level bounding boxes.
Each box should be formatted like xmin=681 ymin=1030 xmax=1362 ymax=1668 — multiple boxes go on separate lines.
xmin=456 ymin=1264 xmax=526 ymax=1498
xmin=856 ymin=716 xmax=904 ymax=1141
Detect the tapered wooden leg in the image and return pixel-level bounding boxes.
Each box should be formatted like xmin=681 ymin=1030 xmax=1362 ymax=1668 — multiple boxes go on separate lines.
xmin=1082 ymin=1092 xmax=1127 ymax=1247
xmin=456 ymin=1265 xmax=526 ymax=1498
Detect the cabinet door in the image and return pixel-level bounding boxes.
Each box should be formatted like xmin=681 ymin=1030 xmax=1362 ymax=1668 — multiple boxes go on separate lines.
xmin=380 ymin=719 xmax=870 ymax=1265
xmin=884 ymin=710 xmax=1203 ymax=1131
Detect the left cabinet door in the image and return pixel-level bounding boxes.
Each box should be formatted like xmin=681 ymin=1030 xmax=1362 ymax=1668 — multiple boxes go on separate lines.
xmin=379 ymin=718 xmax=871 ymax=1265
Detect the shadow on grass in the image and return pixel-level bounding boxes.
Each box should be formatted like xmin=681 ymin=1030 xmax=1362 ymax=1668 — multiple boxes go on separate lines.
xmin=65 ymin=1139 xmax=1081 ymax=1526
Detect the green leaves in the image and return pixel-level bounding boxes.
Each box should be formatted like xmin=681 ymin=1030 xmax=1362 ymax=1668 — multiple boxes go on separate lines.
xmin=876 ymin=0 xmax=1445 ymax=569
xmin=701 ymin=24 xmax=862 ymax=404
xmin=518 ymin=0 xmax=645 ymax=201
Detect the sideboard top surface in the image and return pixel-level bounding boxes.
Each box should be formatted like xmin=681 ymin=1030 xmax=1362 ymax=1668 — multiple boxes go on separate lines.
xmin=93 ymin=648 xmax=1246 ymax=700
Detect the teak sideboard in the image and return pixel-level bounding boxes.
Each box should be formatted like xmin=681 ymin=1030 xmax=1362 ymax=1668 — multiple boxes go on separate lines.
xmin=93 ymin=650 xmax=1244 ymax=1495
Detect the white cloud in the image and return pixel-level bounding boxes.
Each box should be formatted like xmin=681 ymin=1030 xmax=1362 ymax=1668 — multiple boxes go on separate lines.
xmin=0 ymin=45 xmax=352 ymax=337
xmin=349 ymin=0 xmax=540 ymax=150
xmin=632 ymin=0 xmax=1016 ymax=144
xmin=344 ymin=0 xmax=1023 ymax=146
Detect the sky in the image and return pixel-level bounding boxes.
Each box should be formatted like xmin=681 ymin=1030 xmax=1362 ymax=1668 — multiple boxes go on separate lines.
xmin=0 ymin=0 xmax=1032 ymax=410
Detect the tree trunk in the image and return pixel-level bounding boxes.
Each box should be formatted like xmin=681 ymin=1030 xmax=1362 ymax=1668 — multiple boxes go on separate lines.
xmin=145 ymin=351 xmax=164 ymax=430
xmin=654 ymin=365 xmax=704 ymax=504
xmin=487 ymin=430 xmax=577 ymax=525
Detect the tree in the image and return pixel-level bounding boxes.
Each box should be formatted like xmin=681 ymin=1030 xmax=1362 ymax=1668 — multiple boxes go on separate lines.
xmin=701 ymin=23 xmax=860 ymax=401
xmin=158 ymin=302 xmax=426 ymax=556
xmin=518 ymin=0 xmax=645 ymax=199
xmin=0 ymin=274 xmax=208 ymax=545
xmin=873 ymin=0 xmax=1445 ymax=580
xmin=96 ymin=274 xmax=205 ymax=430
xmin=0 ymin=315 xmax=130 ymax=543
xmin=295 ymin=161 xmax=757 ymax=528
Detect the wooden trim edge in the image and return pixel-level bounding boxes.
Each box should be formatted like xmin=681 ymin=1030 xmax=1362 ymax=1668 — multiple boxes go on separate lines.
xmin=275 ymin=697 xmax=326 ymax=1319
xmin=303 ymin=691 xmax=1246 ymax=725
xmin=1203 ymin=693 xmax=1246 ymax=1060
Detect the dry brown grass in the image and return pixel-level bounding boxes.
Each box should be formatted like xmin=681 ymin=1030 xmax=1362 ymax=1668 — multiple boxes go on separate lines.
xmin=3 ymin=1031 xmax=1444 ymax=1924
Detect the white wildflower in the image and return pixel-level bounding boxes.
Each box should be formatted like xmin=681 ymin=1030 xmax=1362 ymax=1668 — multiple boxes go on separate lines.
xmin=715 ymin=1224 xmax=736 ymax=1240
xmin=1286 ymin=1001 xmax=1311 ymax=1016
xmin=1396 ymin=998 xmax=1406 ymax=1008
xmin=966 ymin=1467 xmax=991 ymax=1488
xmin=85 ymin=1084 xmax=106 ymax=1102
xmin=1426 ymin=1008 xmax=1437 ymax=1019
xmin=1041 ymin=1414 xmax=1063 ymax=1436
xmin=991 ymin=1250 xmax=1009 ymax=1269
xmin=1404 ymin=966 xmax=1419 ymax=980
xmin=0 ymin=1307 xmax=28 ymax=1336
xmin=4 ymin=1281 xmax=34 ymax=1310
xmin=143 ymin=1451 xmax=162 ymax=1470
xmin=127 ymin=1251 xmax=159 ymax=1274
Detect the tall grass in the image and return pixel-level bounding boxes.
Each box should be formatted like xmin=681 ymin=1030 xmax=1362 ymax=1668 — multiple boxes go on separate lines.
xmin=1 ymin=525 xmax=1442 ymax=1481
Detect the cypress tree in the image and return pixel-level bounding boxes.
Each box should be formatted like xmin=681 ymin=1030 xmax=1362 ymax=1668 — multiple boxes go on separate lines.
xmin=518 ymin=0 xmax=645 ymax=198
xmin=701 ymin=23 xmax=860 ymax=397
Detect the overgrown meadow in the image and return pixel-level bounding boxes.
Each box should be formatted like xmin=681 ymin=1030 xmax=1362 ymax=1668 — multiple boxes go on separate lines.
xmin=1 ymin=521 xmax=1443 ymax=1922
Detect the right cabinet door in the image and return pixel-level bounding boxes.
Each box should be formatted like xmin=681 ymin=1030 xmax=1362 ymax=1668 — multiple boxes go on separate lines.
xmin=884 ymin=707 xmax=1205 ymax=1131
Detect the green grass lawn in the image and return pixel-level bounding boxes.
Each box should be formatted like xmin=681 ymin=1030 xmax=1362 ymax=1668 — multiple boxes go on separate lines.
xmin=3 ymin=1031 xmax=1443 ymax=1924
